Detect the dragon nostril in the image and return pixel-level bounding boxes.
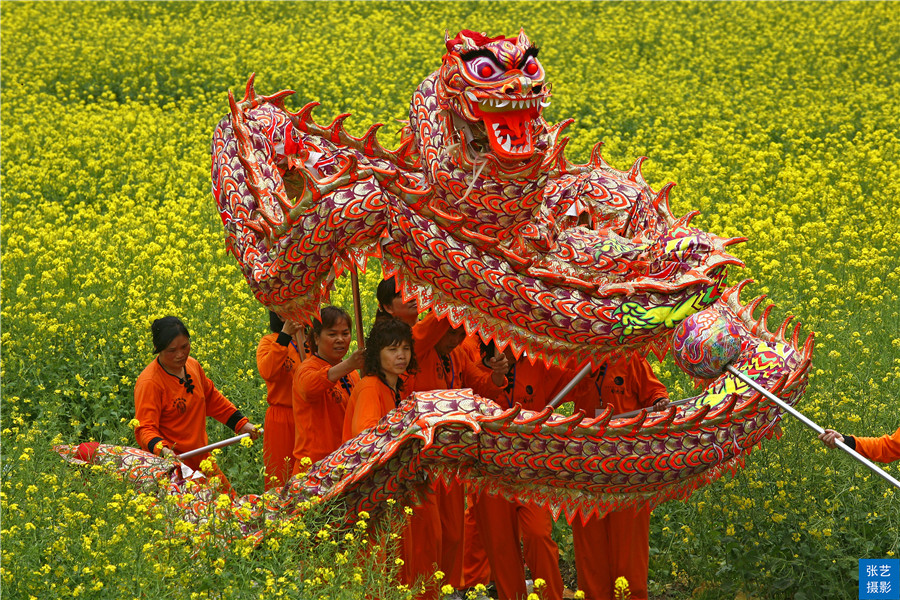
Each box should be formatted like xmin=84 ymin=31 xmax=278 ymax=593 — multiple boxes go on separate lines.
xmin=532 ymin=84 xmax=543 ymax=95
xmin=503 ymin=85 xmax=516 ymax=95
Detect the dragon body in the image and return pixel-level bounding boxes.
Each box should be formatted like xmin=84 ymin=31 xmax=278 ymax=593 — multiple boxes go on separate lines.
xmin=57 ymin=30 xmax=814 ymax=542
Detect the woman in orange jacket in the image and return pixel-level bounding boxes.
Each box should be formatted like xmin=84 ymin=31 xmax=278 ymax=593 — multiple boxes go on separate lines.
xmin=292 ymin=306 xmax=364 ymax=474
xmin=570 ymin=353 xmax=669 ymax=600
xmin=819 ymin=426 xmax=900 ymax=463
xmin=343 ymin=318 xmax=442 ymax=598
xmin=257 ymin=311 xmax=305 ymax=489
xmin=134 ymin=316 xmax=260 ymax=492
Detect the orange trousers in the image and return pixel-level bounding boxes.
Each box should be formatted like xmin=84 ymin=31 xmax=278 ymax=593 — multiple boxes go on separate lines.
xmin=572 ymin=506 xmax=651 ymax=600
xmin=461 ymin=495 xmax=492 ymax=588
xmin=436 ymin=481 xmax=467 ymax=587
xmin=474 ymin=493 xmax=563 ymax=600
xmin=400 ymin=488 xmax=443 ymax=599
xmin=263 ymin=404 xmax=296 ymax=490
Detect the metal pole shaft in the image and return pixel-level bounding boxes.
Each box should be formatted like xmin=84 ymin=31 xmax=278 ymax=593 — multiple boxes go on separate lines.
xmin=548 ymin=363 xmax=593 ymax=409
xmin=176 ymin=433 xmax=251 ymax=461
xmin=725 ymin=364 xmax=900 ymax=491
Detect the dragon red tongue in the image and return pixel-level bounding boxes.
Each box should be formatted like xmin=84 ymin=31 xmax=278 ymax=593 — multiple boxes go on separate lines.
xmin=481 ymin=109 xmax=534 ymax=158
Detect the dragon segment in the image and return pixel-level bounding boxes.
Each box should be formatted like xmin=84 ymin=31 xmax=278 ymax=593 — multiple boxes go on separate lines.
xmin=210 ymin=28 xmax=744 ymax=364
xmin=64 ymin=28 xmax=815 ymax=537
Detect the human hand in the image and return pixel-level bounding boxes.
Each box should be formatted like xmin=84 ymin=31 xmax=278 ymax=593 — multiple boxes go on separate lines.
xmin=282 ymin=320 xmax=302 ymax=336
xmin=818 ymin=429 xmax=844 ymax=449
xmin=160 ymin=446 xmax=176 ymax=459
xmin=348 ymin=348 xmax=366 ymax=371
xmin=239 ymin=422 xmax=262 ymax=440
xmin=486 ymin=349 xmax=510 ymax=387
xmin=652 ymin=398 xmax=670 ymax=412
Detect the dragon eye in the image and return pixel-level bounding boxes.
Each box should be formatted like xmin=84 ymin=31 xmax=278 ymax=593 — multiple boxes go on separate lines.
xmin=466 ymin=56 xmax=504 ymax=81
xmin=523 ymin=57 xmax=541 ymax=77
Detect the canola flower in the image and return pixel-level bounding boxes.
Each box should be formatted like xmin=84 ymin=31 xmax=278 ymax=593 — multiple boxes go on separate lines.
xmin=2 ymin=2 xmax=899 ymax=599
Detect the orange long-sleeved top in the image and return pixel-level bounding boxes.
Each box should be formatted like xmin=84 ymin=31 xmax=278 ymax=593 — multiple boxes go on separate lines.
xmin=292 ymin=354 xmax=360 ymax=465
xmin=343 ymin=376 xmax=401 ymax=440
xmin=257 ymin=332 xmax=303 ymax=408
xmin=134 ymin=356 xmax=248 ymax=470
xmin=410 ymin=313 xmax=504 ymax=397
xmin=851 ymin=426 xmax=900 ymax=463
xmin=473 ymin=356 xmax=571 ymax=411
xmin=573 ymin=353 xmax=669 ymax=417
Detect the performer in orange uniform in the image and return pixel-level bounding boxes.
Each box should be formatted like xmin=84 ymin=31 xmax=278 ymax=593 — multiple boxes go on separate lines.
xmin=819 ymin=426 xmax=900 ymax=463
xmin=571 ymin=353 xmax=669 ymax=600
xmin=472 ymin=342 xmax=568 ymax=600
xmin=134 ymin=316 xmax=260 ymax=492
xmin=292 ymin=306 xmax=363 ymax=474
xmin=376 ymin=277 xmax=419 ymax=327
xmin=257 ymin=311 xmax=305 ymax=489
xmin=410 ymin=313 xmax=508 ymax=590
xmin=343 ymin=318 xmax=441 ymax=599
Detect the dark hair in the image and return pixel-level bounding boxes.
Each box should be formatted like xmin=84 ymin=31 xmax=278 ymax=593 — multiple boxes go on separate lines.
xmin=363 ymin=318 xmax=418 ymax=385
xmin=269 ymin=310 xmax=285 ymax=333
xmin=375 ymin=277 xmax=402 ymax=321
xmin=151 ymin=316 xmax=190 ymax=353
xmin=309 ymin=306 xmax=352 ymax=353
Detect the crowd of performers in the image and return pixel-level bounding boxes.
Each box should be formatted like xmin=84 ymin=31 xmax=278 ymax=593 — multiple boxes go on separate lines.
xmin=131 ymin=279 xmax=900 ymax=600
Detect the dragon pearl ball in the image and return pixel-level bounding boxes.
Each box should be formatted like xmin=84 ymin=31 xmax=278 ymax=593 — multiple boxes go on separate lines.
xmin=673 ymin=310 xmax=742 ymax=379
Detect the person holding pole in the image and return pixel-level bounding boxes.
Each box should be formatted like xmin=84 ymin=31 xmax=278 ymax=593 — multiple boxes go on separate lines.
xmin=133 ymin=316 xmax=260 ymax=492
xmin=569 ymin=352 xmax=669 ymax=600
xmin=342 ymin=317 xmax=442 ymax=599
xmin=292 ymin=305 xmax=363 ymax=474
xmin=375 ymin=277 xmax=419 ymax=327
xmin=257 ymin=310 xmax=305 ymax=490
xmin=819 ymin=426 xmax=900 ymax=463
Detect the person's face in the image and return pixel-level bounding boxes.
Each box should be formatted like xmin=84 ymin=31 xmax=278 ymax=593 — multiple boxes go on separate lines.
xmin=315 ymin=319 xmax=352 ymax=364
xmin=434 ymin=326 xmax=466 ymax=356
xmin=159 ymin=334 xmax=191 ymax=373
xmin=386 ymin=296 xmax=418 ymax=327
xmin=379 ymin=340 xmax=412 ymax=379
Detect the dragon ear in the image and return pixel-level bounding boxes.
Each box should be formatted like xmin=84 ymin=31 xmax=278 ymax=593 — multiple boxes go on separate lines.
xmin=517 ymin=27 xmax=532 ymax=49
xmin=459 ymin=31 xmax=479 ymax=52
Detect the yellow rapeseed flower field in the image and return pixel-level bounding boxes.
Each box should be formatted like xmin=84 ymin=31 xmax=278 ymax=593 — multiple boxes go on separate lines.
xmin=2 ymin=2 xmax=898 ymax=599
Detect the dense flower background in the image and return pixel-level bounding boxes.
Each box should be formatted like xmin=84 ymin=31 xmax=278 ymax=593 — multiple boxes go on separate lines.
xmin=2 ymin=2 xmax=898 ymax=598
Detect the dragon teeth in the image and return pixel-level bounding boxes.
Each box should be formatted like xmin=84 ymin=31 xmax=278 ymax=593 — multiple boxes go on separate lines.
xmin=501 ymin=136 xmax=512 ymax=152
xmin=540 ymin=99 xmax=551 ymax=107
xmin=491 ymin=123 xmax=501 ymax=133
xmin=466 ymin=91 xmax=478 ymax=102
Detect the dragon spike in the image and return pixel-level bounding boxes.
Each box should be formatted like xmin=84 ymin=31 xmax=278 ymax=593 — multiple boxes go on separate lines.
xmin=589 ymin=141 xmax=609 ymax=169
xmin=575 ymin=405 xmax=613 ymax=435
xmin=361 ymin=122 xmax=384 ymax=155
xmin=751 ymin=303 xmax=775 ymax=338
xmin=775 ymin=314 xmax=795 ymax=342
xmin=515 ymin=405 xmax=556 ymax=430
xmin=652 ymin=182 xmax=676 ymax=221
xmin=548 ymin=410 xmax=586 ymax=436
xmin=627 ymin=156 xmax=649 ymax=188
xmin=326 ymin=113 xmax=352 ymax=143
xmin=293 ymin=101 xmax=321 ymax=126
xmin=722 ymin=236 xmax=748 ymax=247
xmin=239 ymin=73 xmax=257 ymax=107
xmin=672 ymin=210 xmax=700 ymax=228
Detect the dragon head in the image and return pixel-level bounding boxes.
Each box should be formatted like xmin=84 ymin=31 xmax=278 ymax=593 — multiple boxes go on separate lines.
xmin=439 ymin=29 xmax=551 ymax=163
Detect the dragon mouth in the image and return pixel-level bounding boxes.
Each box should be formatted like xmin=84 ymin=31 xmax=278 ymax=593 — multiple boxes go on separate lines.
xmin=462 ymin=92 xmax=548 ymax=161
